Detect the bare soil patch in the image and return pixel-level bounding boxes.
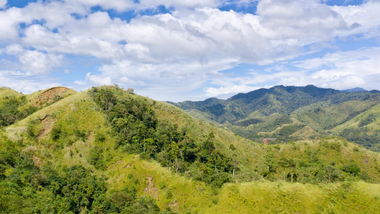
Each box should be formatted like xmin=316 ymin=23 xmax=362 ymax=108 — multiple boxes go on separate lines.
xmin=37 ymin=115 xmax=55 ymax=139
xmin=34 ymin=87 xmax=71 ymax=107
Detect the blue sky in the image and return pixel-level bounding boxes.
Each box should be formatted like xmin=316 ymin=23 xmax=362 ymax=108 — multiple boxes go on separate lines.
xmin=0 ymin=0 xmax=380 ymax=101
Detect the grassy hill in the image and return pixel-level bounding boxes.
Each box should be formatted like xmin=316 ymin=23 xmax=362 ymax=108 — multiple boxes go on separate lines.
xmin=0 ymin=86 xmax=76 ymax=128
xmin=1 ymin=86 xmax=380 ymax=213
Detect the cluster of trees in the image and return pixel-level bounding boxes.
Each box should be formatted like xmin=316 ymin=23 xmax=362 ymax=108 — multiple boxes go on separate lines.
xmin=340 ymin=127 xmax=380 ymax=152
xmin=260 ymin=140 xmax=374 ymax=184
xmin=229 ymin=115 xmax=304 ymax=144
xmin=358 ymin=114 xmax=377 ymax=127
xmin=0 ymin=96 xmax=37 ymax=127
xmin=0 ymin=138 xmax=175 ymax=213
xmin=91 ymin=88 xmax=234 ymax=187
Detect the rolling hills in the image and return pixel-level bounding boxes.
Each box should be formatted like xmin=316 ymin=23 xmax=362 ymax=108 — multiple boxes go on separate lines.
xmin=177 ymin=85 xmax=380 ymax=152
xmin=1 ymin=85 xmax=380 ymax=213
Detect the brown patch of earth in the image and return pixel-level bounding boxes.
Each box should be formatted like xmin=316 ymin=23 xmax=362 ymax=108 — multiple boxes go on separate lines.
xmin=169 ymin=203 xmax=179 ymax=212
xmin=37 ymin=115 xmax=55 ymax=139
xmin=109 ymin=160 xmax=122 ymax=171
xmin=86 ymin=132 xmax=94 ymax=146
xmin=144 ymin=176 xmax=159 ymax=199
xmin=32 ymin=156 xmax=44 ymax=168
xmin=34 ymin=87 xmax=71 ymax=107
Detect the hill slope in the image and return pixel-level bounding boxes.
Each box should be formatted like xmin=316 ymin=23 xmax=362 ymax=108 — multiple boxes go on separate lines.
xmin=0 ymin=86 xmax=76 ymax=128
xmin=1 ymin=86 xmax=380 ymax=213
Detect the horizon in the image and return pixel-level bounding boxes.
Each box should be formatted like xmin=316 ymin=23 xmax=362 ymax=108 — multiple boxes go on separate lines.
xmin=3 ymin=84 xmax=374 ymax=102
xmin=1 ymin=0 xmax=380 ymax=101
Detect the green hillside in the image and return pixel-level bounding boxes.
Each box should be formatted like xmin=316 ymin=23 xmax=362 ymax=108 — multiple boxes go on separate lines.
xmin=0 ymin=87 xmax=76 ymax=128
xmin=1 ymin=86 xmax=380 ymax=213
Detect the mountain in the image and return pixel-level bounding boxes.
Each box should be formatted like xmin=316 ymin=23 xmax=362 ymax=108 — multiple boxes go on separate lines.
xmin=178 ymin=85 xmax=380 ymax=152
xmin=1 ymin=86 xmax=380 ymax=213
xmin=342 ymin=87 xmax=367 ymax=92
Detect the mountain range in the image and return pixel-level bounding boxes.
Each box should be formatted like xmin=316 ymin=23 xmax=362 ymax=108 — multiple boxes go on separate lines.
xmin=177 ymin=85 xmax=380 ymax=152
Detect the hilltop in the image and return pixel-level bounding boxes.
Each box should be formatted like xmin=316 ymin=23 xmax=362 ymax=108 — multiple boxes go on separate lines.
xmin=177 ymin=85 xmax=380 ymax=152
xmin=0 ymin=86 xmax=76 ymax=128
xmin=1 ymin=86 xmax=380 ymax=213
xmin=341 ymin=87 xmax=367 ymax=93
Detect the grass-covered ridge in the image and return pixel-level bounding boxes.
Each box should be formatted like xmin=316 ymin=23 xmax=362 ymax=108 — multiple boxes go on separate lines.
xmin=1 ymin=85 xmax=380 ymax=213
xmin=0 ymin=86 xmax=76 ymax=129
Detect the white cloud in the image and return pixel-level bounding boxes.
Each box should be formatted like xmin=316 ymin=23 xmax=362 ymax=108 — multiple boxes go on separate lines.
xmin=0 ymin=0 xmax=380 ymax=100
xmin=63 ymin=0 xmax=224 ymax=12
xmin=86 ymin=73 xmax=112 ymax=85
xmin=206 ymin=85 xmax=259 ymax=97
xmin=204 ymin=45 xmax=380 ymax=98
xmin=332 ymin=0 xmax=380 ymax=38
xmin=0 ymin=70 xmax=61 ymax=94
xmin=74 ymin=72 xmax=112 ymax=86
xmin=2 ymin=45 xmax=64 ymax=74
xmin=0 ymin=0 xmax=6 ymax=9
xmin=276 ymin=46 xmax=380 ymax=90
xmin=10 ymin=0 xmax=354 ymax=66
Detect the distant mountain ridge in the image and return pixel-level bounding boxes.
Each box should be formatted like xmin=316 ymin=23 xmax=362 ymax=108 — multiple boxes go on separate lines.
xmin=178 ymin=85 xmax=380 ymax=123
xmin=341 ymin=87 xmax=367 ymax=92
xmin=177 ymin=85 xmax=380 ymax=151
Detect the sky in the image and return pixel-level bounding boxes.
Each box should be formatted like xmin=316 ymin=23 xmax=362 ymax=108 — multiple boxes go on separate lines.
xmin=0 ymin=0 xmax=380 ymax=101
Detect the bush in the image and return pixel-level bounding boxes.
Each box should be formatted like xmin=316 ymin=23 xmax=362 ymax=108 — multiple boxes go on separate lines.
xmin=50 ymin=125 xmax=62 ymax=141
xmin=342 ymin=162 xmax=361 ymax=176
xmin=88 ymin=146 xmax=105 ymax=170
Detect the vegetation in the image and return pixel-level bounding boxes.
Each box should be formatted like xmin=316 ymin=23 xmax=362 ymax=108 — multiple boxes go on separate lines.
xmin=0 ymin=95 xmax=37 ymax=127
xmin=90 ymin=87 xmax=234 ymax=187
xmin=0 ymin=138 xmax=172 ymax=213
xmin=1 ymin=85 xmax=380 ymax=213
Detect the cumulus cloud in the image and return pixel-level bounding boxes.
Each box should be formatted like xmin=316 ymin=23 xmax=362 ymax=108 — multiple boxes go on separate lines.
xmin=291 ymin=47 xmax=380 ymax=90
xmin=74 ymin=72 xmax=112 ymax=86
xmin=0 ymin=0 xmax=5 ymax=8
xmin=1 ymin=45 xmax=63 ymax=74
xmin=0 ymin=70 xmax=61 ymax=94
xmin=0 ymin=0 xmax=6 ymax=9
xmin=0 ymin=0 xmax=380 ymax=100
xmin=332 ymin=0 xmax=380 ymax=38
xmin=63 ymin=0 xmax=225 ymax=12
xmin=205 ymin=44 xmax=380 ymax=97
xmin=205 ymin=46 xmax=380 ymax=97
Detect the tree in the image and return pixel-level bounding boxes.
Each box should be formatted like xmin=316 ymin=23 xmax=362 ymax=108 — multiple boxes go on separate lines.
xmin=127 ymin=88 xmax=134 ymax=94
xmin=342 ymin=162 xmax=361 ymax=177
xmin=229 ymin=144 xmax=237 ymax=178
xmin=94 ymin=89 xmax=117 ymax=112
xmin=279 ymin=158 xmax=289 ymax=182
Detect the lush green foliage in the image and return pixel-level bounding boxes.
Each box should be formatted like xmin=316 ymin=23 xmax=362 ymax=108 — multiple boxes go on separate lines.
xmin=0 ymin=138 xmax=174 ymax=214
xmin=0 ymin=96 xmax=37 ymax=127
xmin=341 ymin=127 xmax=380 ymax=152
xmin=91 ymin=88 xmax=234 ymax=187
